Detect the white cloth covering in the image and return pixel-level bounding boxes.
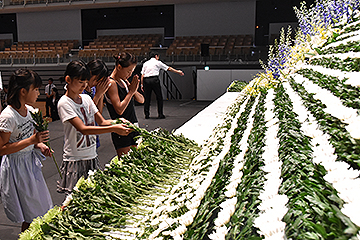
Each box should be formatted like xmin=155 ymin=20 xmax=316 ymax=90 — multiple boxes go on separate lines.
xmin=0 ymin=105 xmax=53 ymax=223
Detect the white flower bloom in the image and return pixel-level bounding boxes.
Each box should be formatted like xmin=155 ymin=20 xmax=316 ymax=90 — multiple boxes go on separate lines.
xmin=346 ymin=124 xmax=360 ymax=139
xmin=62 ymin=194 xmax=73 ymax=207
xmin=88 ymin=169 xmax=96 ymax=176
xmin=209 ymin=226 xmax=228 ymax=240
xmin=30 ymin=108 xmax=40 ymax=114
xmin=173 ymin=235 xmax=183 ymax=240
xmin=283 ymin=77 xmax=360 ymax=229
xmin=171 ymin=224 xmax=187 ymax=236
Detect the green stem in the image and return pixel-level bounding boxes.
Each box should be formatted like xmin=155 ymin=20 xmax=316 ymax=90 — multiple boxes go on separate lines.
xmin=142 ymin=132 xmax=200 ymax=151
xmin=45 ymin=141 xmax=62 ymax=179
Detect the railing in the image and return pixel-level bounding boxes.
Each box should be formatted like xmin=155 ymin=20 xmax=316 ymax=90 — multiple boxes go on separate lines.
xmin=0 ymin=53 xmax=63 ymax=65
xmin=162 ymin=71 xmax=182 ymax=100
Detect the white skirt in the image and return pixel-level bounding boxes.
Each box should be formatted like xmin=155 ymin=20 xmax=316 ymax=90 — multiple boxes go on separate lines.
xmin=0 ymin=149 xmax=53 ymax=223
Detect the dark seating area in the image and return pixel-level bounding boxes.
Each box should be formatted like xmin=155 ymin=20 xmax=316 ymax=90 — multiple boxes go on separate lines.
xmin=0 ymin=34 xmax=259 ymax=65
xmin=0 ymin=40 xmax=79 ymax=65
xmin=166 ymin=34 xmax=254 ymax=61
xmin=78 ymin=34 xmax=161 ymax=62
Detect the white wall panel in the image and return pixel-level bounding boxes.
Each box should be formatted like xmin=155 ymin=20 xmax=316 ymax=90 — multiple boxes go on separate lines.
xmin=197 ymin=69 xmax=263 ymax=100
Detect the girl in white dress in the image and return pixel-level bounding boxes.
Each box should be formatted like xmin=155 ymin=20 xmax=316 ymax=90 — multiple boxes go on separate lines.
xmin=57 ymin=60 xmax=133 ymax=195
xmin=0 ymin=69 xmax=53 ymax=232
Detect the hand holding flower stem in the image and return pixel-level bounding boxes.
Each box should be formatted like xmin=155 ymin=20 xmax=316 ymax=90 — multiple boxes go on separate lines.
xmin=30 ymin=109 xmax=62 ymax=179
xmin=112 ymin=118 xmax=200 ymax=151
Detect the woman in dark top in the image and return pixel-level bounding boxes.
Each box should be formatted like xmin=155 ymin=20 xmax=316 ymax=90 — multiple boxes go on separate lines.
xmin=50 ymin=87 xmax=60 ymax=121
xmin=104 ymin=52 xmax=144 ymax=157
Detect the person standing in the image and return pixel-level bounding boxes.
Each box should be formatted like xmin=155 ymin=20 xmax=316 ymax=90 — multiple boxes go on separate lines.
xmin=44 ymin=78 xmax=55 ymax=118
xmin=105 ymin=52 xmax=144 ymax=157
xmin=0 ymin=69 xmax=53 ymax=232
xmin=83 ymin=59 xmax=111 ymax=148
xmin=56 ymin=60 xmax=132 ymax=195
xmin=85 ymin=59 xmax=110 ymax=114
xmin=50 ymin=87 xmax=60 ymax=121
xmin=140 ymin=51 xmax=184 ymax=119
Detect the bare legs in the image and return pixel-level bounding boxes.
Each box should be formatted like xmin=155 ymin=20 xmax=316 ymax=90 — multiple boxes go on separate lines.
xmin=116 ymin=145 xmax=137 ymax=157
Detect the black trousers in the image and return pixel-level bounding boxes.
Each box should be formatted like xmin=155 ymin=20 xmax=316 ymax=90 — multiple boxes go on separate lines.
xmin=143 ymin=76 xmax=163 ymax=117
xmin=45 ymin=97 xmax=52 ymax=117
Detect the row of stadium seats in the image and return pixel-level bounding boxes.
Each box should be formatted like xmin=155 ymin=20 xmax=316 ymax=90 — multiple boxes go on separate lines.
xmin=0 ymin=40 xmax=79 ymax=60
xmin=0 ymin=34 xmax=254 ymax=63
xmin=166 ymin=35 xmax=253 ymax=57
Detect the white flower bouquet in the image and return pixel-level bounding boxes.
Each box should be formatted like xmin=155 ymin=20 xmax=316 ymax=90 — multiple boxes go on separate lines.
xmin=30 ymin=108 xmax=62 ymax=179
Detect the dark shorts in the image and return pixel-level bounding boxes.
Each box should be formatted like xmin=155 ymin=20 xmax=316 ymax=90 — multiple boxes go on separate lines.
xmin=111 ymin=131 xmax=139 ymax=149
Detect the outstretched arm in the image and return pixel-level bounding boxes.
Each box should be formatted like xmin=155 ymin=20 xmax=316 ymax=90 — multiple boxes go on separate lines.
xmin=68 ymin=115 xmax=133 ymax=136
xmin=167 ymin=67 xmax=184 ymax=76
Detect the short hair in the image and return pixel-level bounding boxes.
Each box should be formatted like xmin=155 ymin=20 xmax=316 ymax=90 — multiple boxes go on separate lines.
xmin=113 ymin=52 xmax=137 ymax=68
xmin=64 ymin=60 xmax=91 ymax=81
xmin=149 ymin=51 xmax=159 ymax=58
xmin=7 ymin=68 xmax=42 ymax=109
xmin=48 ymin=77 xmax=54 ymax=82
xmin=87 ymin=59 xmax=109 ymax=82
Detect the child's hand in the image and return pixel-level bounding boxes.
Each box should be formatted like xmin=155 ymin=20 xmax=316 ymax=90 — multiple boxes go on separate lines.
xmin=113 ymin=124 xmax=133 ymax=136
xmin=96 ymin=77 xmax=111 ymax=96
xmin=119 ymin=118 xmax=130 ymax=124
xmin=37 ymin=142 xmax=53 ymax=157
xmin=128 ymin=75 xmax=140 ymax=94
xmin=32 ymin=130 xmax=50 ymax=144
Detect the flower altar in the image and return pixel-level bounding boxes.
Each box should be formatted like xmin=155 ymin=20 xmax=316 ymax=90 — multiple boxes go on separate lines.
xmin=20 ymin=0 xmax=360 ymax=239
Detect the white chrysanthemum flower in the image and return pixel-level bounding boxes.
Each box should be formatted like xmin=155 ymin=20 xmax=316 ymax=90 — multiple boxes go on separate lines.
xmin=88 ymin=169 xmax=96 ymax=176
xmin=62 ymin=194 xmax=73 ymax=207
xmin=172 ymin=224 xmax=187 ymax=236
xmin=30 ymin=108 xmax=40 ymax=114
xmin=346 ymin=124 xmax=360 ymax=139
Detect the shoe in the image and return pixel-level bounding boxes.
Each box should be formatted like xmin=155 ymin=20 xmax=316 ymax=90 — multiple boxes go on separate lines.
xmin=145 ymin=115 xmax=150 ymax=119
xmin=158 ymin=115 xmax=166 ymax=119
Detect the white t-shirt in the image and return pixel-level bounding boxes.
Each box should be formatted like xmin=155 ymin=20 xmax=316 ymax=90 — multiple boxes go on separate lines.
xmin=58 ymin=94 xmax=98 ymax=161
xmin=141 ymin=57 xmax=169 ymax=77
xmin=0 ymin=104 xmax=35 ymax=153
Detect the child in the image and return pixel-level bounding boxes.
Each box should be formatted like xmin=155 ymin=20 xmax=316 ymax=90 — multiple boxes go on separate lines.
xmin=0 ymin=69 xmax=53 ymax=232
xmin=104 ymin=52 xmax=144 ymax=157
xmin=85 ymin=59 xmax=110 ymax=114
xmin=83 ymin=59 xmax=111 ymax=148
xmin=57 ymin=60 xmax=132 ymax=195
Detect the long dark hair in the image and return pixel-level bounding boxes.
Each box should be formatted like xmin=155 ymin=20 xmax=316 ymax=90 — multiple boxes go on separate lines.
xmin=113 ymin=52 xmax=137 ymax=68
xmin=64 ymin=60 xmax=91 ymax=81
xmin=87 ymin=59 xmax=109 ymax=82
xmin=7 ymin=68 xmax=42 ymax=109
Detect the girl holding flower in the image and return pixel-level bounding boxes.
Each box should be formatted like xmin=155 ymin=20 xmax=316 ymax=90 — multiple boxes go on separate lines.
xmin=57 ymin=60 xmax=133 ymax=195
xmin=0 ymin=69 xmax=53 ymax=232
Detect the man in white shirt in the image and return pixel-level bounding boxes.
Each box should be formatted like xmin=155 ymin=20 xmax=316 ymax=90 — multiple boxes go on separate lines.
xmin=44 ymin=78 xmax=55 ymax=118
xmin=140 ymin=52 xmax=184 ymax=119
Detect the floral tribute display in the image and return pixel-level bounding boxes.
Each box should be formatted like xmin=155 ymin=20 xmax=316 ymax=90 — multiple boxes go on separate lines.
xmin=20 ymin=0 xmax=360 ymax=239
